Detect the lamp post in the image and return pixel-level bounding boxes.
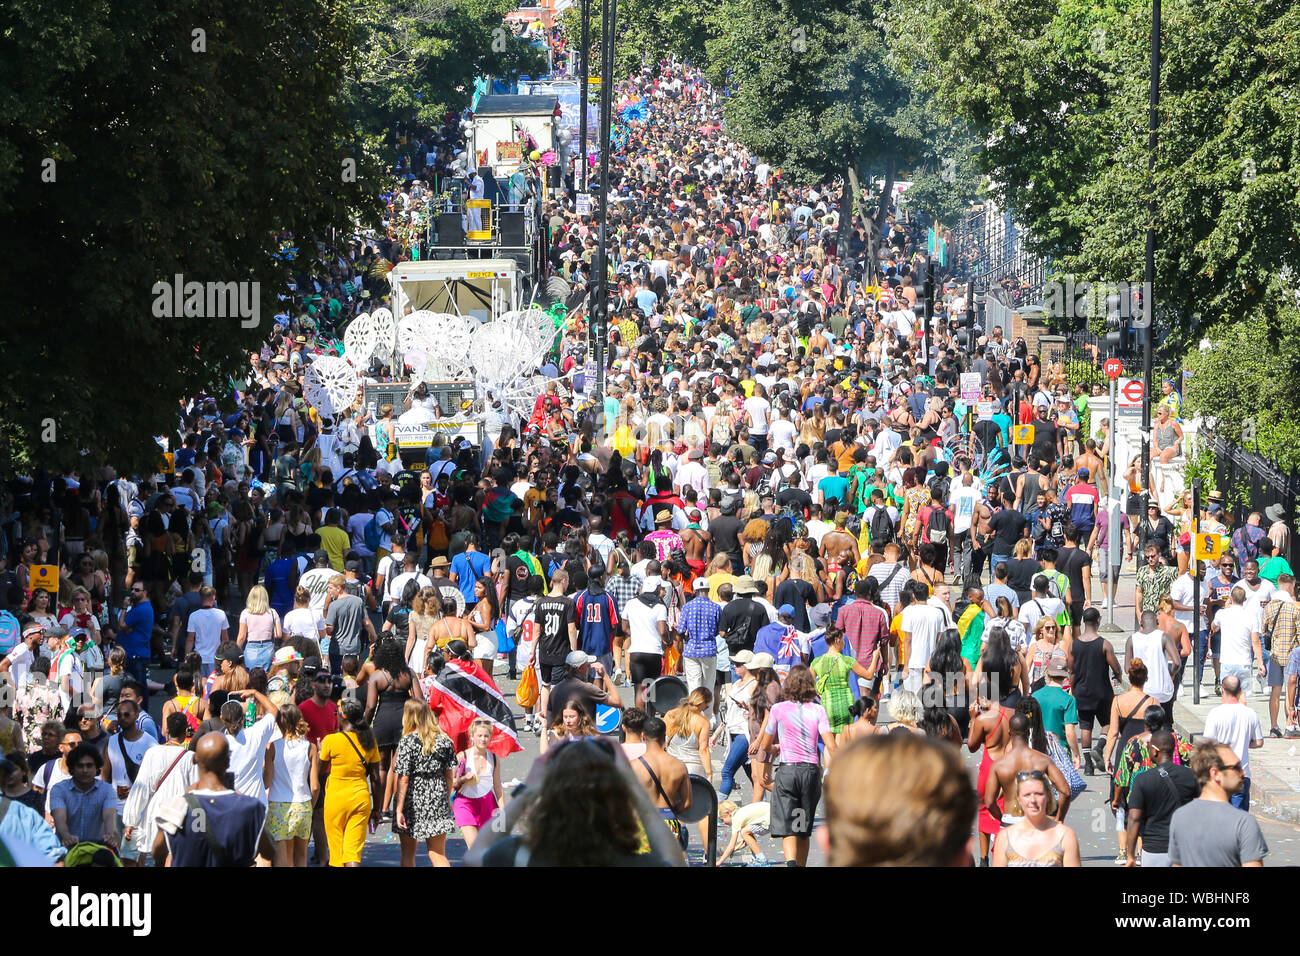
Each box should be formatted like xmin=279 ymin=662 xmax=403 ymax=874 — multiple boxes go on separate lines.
xmin=1140 ymin=0 xmax=1160 ymax=486
xmin=577 ymin=0 xmax=591 ymax=193
xmin=590 ymin=0 xmax=617 ymax=405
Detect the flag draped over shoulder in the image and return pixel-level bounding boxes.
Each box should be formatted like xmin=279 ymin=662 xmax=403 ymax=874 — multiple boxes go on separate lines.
xmin=957 ymin=604 xmax=985 ymax=670
xmin=425 ymin=660 xmax=522 ymax=758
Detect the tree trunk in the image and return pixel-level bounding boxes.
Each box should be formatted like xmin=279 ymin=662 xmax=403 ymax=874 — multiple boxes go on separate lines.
xmin=838 ymin=166 xmax=857 ymax=261
xmin=873 ymin=156 xmax=896 ymax=258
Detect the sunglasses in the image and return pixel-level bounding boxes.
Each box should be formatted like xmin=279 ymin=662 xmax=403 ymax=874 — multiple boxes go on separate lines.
xmin=1016 ymin=770 xmax=1048 ymax=783
xmin=1219 ymin=762 xmax=1243 ymax=773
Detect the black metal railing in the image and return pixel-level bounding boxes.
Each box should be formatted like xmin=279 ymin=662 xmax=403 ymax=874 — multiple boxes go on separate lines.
xmin=1202 ymin=432 xmax=1300 ymax=571
xmin=943 ymin=206 xmax=1047 ymax=303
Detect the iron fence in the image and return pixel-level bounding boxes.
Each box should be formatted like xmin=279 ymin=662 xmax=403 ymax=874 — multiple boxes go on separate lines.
xmin=1202 ymin=432 xmax=1300 ymax=571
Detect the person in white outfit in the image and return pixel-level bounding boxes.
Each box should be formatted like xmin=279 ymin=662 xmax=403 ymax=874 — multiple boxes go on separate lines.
xmin=1125 ymin=610 xmax=1181 ymax=705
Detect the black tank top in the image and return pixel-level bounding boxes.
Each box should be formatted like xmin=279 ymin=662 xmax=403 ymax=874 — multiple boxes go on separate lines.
xmin=1113 ymin=694 xmax=1152 ymax=769
xmin=1070 ymin=636 xmax=1113 ymax=706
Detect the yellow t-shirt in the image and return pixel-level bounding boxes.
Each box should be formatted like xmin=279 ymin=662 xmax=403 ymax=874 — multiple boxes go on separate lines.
xmin=708 ymin=572 xmax=735 ymax=604
xmin=318 ymin=525 xmax=351 ymax=572
xmin=891 ymin=611 xmax=905 ymax=669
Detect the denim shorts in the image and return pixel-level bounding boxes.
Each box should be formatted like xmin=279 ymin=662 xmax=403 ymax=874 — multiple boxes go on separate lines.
xmin=244 ymin=640 xmax=275 ymax=672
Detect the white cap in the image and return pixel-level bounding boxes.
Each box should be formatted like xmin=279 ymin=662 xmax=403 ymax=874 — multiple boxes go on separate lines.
xmin=692 ymin=577 xmax=711 ymax=591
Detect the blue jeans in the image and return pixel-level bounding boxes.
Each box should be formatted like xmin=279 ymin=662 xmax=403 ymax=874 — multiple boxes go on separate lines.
xmin=718 ymin=733 xmax=753 ymax=798
xmin=1231 ymin=776 xmax=1251 ymax=812
xmin=989 ymin=554 xmax=1011 ymax=584
xmin=244 ymin=640 xmax=275 ymax=672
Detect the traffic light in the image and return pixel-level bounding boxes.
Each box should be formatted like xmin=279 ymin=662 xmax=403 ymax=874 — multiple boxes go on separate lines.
xmin=1103 ymin=291 xmax=1128 ymax=356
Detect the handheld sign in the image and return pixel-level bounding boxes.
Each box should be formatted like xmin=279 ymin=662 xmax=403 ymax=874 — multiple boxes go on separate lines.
xmin=1014 ymin=424 xmax=1035 ymax=445
xmin=30 ymin=565 xmax=59 ymax=594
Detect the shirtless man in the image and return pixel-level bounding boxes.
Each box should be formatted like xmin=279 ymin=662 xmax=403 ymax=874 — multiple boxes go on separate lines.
xmin=631 ymin=715 xmax=693 ymax=851
xmin=1077 ymin=439 xmax=1105 ymax=494
xmin=984 ymin=713 xmax=1073 ymax=827
xmin=820 ymin=511 xmax=861 ymax=600
xmin=679 ymin=510 xmax=713 ymax=577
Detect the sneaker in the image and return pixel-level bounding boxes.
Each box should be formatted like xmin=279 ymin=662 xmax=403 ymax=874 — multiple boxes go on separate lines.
xmin=1096 ymin=598 xmax=1108 ymax=610
xmin=747 ymin=856 xmax=772 ymax=867
xmin=613 ymin=667 xmax=626 ymax=685
xmin=1113 ymin=851 xmax=1127 ymax=865
xmin=1285 ymin=726 xmax=1300 ymax=738
xmin=1271 ymin=726 xmax=1284 ymax=738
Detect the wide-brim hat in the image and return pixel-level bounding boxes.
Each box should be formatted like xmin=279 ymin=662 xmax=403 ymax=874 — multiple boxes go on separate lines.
xmin=732 ymin=574 xmax=757 ymax=595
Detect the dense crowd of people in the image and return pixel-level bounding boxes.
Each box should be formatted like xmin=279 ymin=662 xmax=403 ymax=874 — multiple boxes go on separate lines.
xmin=0 ymin=59 xmax=1286 ymax=869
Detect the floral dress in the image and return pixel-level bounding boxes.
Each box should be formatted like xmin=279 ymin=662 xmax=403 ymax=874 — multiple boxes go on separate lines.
xmin=393 ymin=732 xmax=456 ymax=840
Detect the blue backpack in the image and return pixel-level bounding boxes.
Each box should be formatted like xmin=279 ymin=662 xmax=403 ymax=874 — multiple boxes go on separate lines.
xmin=364 ymin=513 xmax=383 ymax=551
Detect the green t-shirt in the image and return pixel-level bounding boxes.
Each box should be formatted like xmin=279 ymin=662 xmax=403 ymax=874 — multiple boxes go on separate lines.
xmin=1260 ymin=556 xmax=1294 ymax=584
xmin=1033 ymin=684 xmax=1078 ymax=741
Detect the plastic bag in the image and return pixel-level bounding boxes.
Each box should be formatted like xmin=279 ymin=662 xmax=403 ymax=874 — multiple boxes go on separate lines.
xmin=515 ymin=666 xmax=538 ymax=708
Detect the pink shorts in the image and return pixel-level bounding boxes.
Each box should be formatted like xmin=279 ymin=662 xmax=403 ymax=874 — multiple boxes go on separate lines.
xmin=453 ymin=792 xmax=499 ymax=829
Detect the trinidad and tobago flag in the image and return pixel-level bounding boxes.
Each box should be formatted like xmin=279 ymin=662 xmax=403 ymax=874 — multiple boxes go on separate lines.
xmin=425 ymin=659 xmax=522 ymax=758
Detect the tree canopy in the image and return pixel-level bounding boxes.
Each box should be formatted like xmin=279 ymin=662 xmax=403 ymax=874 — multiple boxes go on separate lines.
xmin=0 ymin=0 xmax=384 ymax=475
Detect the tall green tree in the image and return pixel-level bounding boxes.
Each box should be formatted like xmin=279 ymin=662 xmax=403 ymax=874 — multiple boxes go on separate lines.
xmin=344 ymin=0 xmax=547 ymax=134
xmin=0 ymin=0 xmax=384 ymax=476
xmin=704 ymin=0 xmax=920 ymax=262
xmin=909 ymin=0 xmax=1300 ymax=454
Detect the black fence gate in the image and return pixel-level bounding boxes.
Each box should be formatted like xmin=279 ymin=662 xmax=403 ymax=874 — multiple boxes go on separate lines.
xmin=1203 ymin=433 xmax=1300 ymax=572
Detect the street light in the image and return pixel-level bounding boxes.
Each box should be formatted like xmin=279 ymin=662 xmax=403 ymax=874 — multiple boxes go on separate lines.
xmin=590 ymin=0 xmax=617 ymax=405
xmin=1140 ymin=0 xmax=1160 ymax=485
xmin=578 ymin=0 xmax=590 ymax=193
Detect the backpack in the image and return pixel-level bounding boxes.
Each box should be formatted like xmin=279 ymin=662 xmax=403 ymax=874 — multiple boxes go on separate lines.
xmin=869 ymin=506 xmax=894 ymax=545
xmin=1047 ymin=509 xmax=1065 ymax=547
xmin=364 ymin=513 xmax=383 ymax=551
xmin=692 ymin=245 xmax=708 ymax=269
xmin=712 ymin=415 xmax=734 ymax=445
xmin=929 ymin=476 xmax=950 ymax=504
xmin=926 ymin=507 xmax=951 ymax=545
xmin=720 ymin=612 xmax=752 ymax=653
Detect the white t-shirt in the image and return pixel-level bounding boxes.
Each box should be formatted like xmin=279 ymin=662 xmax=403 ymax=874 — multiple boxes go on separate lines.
xmin=950 ymin=482 xmax=983 ymax=534
xmin=625 ymin=597 xmax=668 ymax=656
xmin=3 ymin=642 xmax=34 ymax=687
xmin=1170 ymin=573 xmax=1198 ymax=630
xmin=1215 ymin=604 xmax=1259 ymax=668
xmin=900 ymin=603 xmax=947 ymax=673
xmin=283 ymin=607 xmax=326 ymax=644
xmin=1234 ymin=578 xmax=1275 ymax=621
xmin=187 ymin=607 xmax=229 ymax=663
xmin=53 ymin=648 xmax=84 ymax=711
xmin=227 ymin=713 xmax=280 ymax=804
xmin=105 ymin=731 xmax=159 ymax=789
xmin=297 ymin=567 xmax=336 ymax=613
xmin=743 ymin=396 xmax=771 ymax=436
xmin=1203 ymin=702 xmax=1264 ymax=776
xmin=769 ymin=417 xmax=799 ymax=453
xmin=1018 ymin=596 xmax=1065 ymax=634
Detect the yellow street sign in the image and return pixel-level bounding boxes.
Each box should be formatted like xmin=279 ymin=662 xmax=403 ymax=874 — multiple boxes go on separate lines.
xmin=1014 ymin=424 xmax=1034 ymax=445
xmin=160 ymin=452 xmax=175 ymax=474
xmin=1193 ymin=533 xmax=1223 ymax=561
xmin=30 ymin=565 xmax=59 ymax=594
